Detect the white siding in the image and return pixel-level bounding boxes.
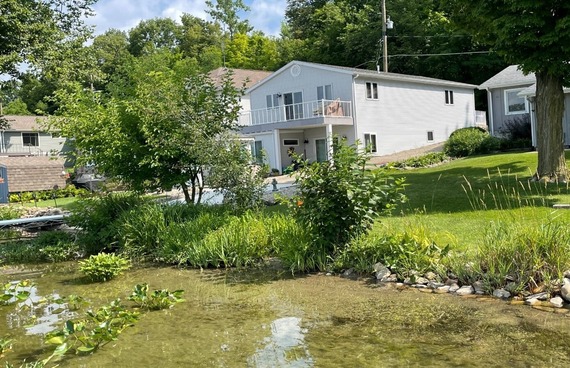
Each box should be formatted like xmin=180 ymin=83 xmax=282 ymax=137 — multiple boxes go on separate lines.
xmin=354 ymin=78 xmax=475 ymax=155
xmin=250 ymin=133 xmax=278 ymax=171
xmin=249 ymin=64 xmax=354 ymax=111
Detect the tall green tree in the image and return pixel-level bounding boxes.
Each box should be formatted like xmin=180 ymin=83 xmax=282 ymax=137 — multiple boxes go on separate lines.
xmin=51 ymin=53 xmax=248 ymax=204
xmin=128 ymin=18 xmax=182 ymax=56
xmin=179 ymin=14 xmax=224 ymax=71
xmin=0 ymin=0 xmax=96 ymax=75
xmin=451 ymin=0 xmax=570 ymax=180
xmin=205 ymin=0 xmax=251 ymax=39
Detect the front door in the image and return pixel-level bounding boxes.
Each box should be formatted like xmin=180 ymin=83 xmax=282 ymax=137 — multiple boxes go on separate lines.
xmin=284 ymin=92 xmax=303 ymax=121
xmin=316 ymin=139 xmax=327 ymax=162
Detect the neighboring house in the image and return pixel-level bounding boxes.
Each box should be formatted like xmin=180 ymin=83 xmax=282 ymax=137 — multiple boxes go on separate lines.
xmin=477 ymin=65 xmax=570 ymax=147
xmin=0 ymin=115 xmax=69 ymax=192
xmin=0 ymin=115 xmax=70 ymax=157
xmin=208 ymin=67 xmax=273 ymax=111
xmin=238 ymin=60 xmax=477 ymax=172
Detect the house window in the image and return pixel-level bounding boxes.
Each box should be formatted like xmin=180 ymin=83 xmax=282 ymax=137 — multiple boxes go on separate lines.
xmin=427 ymin=131 xmax=434 ymax=142
xmin=22 ymin=133 xmax=39 ymax=146
xmin=283 ymin=139 xmax=299 ymax=146
xmin=364 ymin=133 xmax=377 ymax=153
xmin=252 ymin=140 xmax=263 ymax=164
xmin=366 ymin=82 xmax=378 ymax=100
xmin=266 ymin=94 xmax=279 ymax=108
xmin=445 ymin=90 xmax=454 ymax=105
xmin=504 ymin=88 xmax=528 ymax=115
xmin=317 ymin=84 xmax=333 ymax=101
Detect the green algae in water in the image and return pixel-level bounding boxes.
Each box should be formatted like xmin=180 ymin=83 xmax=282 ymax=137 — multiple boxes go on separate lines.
xmin=2 ymin=265 xmax=570 ymax=367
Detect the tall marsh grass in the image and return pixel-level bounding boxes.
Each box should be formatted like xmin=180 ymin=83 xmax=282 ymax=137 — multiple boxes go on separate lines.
xmin=468 ymin=220 xmax=570 ymax=293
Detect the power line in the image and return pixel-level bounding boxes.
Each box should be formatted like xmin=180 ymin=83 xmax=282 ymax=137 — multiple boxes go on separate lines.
xmin=388 ymin=35 xmax=471 ymax=38
xmin=387 ymin=51 xmax=491 ymax=58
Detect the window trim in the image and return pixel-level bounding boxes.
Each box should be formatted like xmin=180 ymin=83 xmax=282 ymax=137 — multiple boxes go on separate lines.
xmin=445 ymin=90 xmax=454 ymax=105
xmin=365 ymin=82 xmax=379 ymax=100
xmin=283 ymin=139 xmax=299 ymax=146
xmin=317 ymin=84 xmax=333 ymax=101
xmin=363 ymin=133 xmax=377 ymax=153
xmin=504 ymin=88 xmax=529 ymax=115
xmin=22 ymin=132 xmax=39 ymax=147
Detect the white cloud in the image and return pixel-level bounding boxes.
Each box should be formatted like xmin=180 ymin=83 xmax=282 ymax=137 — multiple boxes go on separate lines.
xmin=87 ymin=0 xmax=286 ymax=36
xmin=248 ymin=0 xmax=286 ymax=36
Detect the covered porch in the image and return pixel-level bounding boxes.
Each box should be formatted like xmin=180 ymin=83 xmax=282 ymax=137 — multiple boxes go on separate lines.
xmin=248 ymin=124 xmax=355 ymax=174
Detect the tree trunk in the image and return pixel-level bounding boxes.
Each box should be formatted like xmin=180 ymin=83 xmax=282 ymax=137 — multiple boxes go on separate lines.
xmin=535 ymin=71 xmax=568 ymax=181
xmin=180 ymin=181 xmax=192 ymax=204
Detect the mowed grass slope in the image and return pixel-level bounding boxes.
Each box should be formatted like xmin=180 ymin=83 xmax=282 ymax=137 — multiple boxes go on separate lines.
xmin=380 ymin=150 xmax=570 ymax=250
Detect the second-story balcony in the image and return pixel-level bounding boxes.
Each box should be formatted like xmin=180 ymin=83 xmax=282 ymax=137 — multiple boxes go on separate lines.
xmin=240 ymin=99 xmax=353 ymax=134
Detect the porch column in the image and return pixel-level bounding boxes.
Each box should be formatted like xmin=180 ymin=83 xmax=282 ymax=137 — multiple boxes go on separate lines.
xmin=273 ymin=129 xmax=282 ymax=173
xmin=326 ymin=124 xmax=333 ymax=160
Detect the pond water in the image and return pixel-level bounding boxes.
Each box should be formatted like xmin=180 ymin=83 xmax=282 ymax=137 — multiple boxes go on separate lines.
xmin=2 ymin=264 xmax=570 ymax=367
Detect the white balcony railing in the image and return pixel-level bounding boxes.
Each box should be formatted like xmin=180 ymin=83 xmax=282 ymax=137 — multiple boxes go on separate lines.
xmin=239 ymin=99 xmax=352 ymax=126
xmin=0 ymin=144 xmax=45 ymax=156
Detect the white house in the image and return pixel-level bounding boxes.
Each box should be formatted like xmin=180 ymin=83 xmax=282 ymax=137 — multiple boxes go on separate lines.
xmin=479 ymin=65 xmax=570 ymax=148
xmin=238 ymin=61 xmax=477 ymax=172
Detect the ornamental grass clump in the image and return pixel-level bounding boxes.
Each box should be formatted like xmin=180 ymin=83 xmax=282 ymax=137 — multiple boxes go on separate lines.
xmin=79 ymin=253 xmax=131 ymax=282
xmin=337 ymin=222 xmax=450 ymax=278
xmin=468 ymin=220 xmax=570 ymax=294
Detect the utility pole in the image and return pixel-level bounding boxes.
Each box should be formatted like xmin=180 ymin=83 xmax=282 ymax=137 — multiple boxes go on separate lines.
xmin=382 ymin=0 xmax=388 ymax=72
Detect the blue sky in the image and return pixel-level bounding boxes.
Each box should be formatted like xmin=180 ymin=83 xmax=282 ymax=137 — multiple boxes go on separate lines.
xmin=87 ymin=0 xmax=287 ymax=36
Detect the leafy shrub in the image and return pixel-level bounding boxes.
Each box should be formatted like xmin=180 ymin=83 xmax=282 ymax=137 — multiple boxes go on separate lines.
xmin=499 ymin=115 xmax=531 ymax=141
xmin=8 ymin=185 xmax=90 ymax=203
xmin=291 ymin=138 xmax=407 ymax=257
xmin=444 ymin=127 xmax=499 ymax=157
xmin=0 ymin=206 xmax=23 ymax=220
xmin=68 ymin=193 xmax=147 ymax=255
xmin=79 ymin=253 xmax=131 ymax=282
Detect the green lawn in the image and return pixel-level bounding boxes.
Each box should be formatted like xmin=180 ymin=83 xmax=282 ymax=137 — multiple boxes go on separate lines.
xmin=10 ymin=196 xmax=79 ymax=211
xmin=379 ymin=150 xmax=570 ymax=250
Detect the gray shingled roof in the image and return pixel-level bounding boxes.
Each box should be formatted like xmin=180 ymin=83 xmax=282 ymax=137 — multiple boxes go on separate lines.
xmin=478 ymin=65 xmax=536 ymax=89
xmin=209 ymin=67 xmax=272 ymax=90
xmin=248 ymin=60 xmax=477 ymax=93
xmin=1 ymin=115 xmax=48 ymax=131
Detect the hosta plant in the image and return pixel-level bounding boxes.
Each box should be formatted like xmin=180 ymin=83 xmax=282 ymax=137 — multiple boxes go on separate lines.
xmin=79 ymin=253 xmax=131 ymax=282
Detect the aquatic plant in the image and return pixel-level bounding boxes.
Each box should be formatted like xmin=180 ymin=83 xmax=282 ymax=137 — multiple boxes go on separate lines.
xmin=1 ymin=280 xmax=33 ymax=306
xmin=79 ymin=253 xmax=131 ymax=282
xmin=45 ymin=299 xmax=139 ymax=356
xmin=128 ymin=283 xmax=184 ymax=310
